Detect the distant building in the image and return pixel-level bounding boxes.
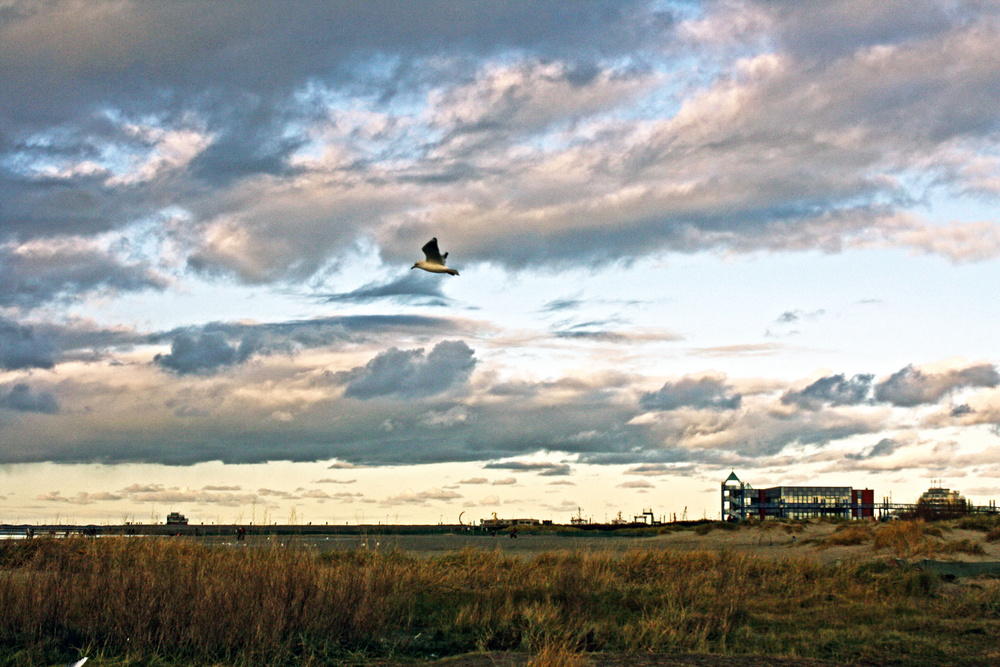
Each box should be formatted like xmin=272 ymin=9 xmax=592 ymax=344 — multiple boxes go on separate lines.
xmin=166 ymin=512 xmax=189 ymax=525
xmin=916 ymin=485 xmax=970 ymax=519
xmin=722 ymin=472 xmax=874 ymax=520
xmin=479 ymin=516 xmax=549 ymax=530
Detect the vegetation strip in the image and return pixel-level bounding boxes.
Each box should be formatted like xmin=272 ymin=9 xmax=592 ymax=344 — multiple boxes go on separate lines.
xmin=1 ymin=521 xmax=999 ymax=666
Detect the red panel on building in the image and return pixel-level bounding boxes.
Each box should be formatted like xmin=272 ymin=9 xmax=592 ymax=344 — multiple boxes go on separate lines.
xmin=852 ymin=489 xmax=875 ymax=518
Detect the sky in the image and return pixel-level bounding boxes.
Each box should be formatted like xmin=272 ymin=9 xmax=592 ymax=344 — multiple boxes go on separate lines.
xmin=3 ymin=0 xmax=1000 ymax=526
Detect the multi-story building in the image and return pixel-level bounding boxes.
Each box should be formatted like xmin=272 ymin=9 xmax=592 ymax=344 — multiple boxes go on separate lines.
xmin=915 ymin=485 xmax=970 ymax=518
xmin=722 ymin=472 xmax=874 ymax=520
xmin=165 ymin=511 xmax=189 ymax=525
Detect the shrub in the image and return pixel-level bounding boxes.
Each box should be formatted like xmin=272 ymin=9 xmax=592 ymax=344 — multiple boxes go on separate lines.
xmin=957 ymin=515 xmax=1000 ymax=532
xmin=937 ymin=538 xmax=986 ymax=556
xmin=872 ymin=520 xmax=939 ymax=557
xmin=821 ymin=524 xmax=873 ymax=547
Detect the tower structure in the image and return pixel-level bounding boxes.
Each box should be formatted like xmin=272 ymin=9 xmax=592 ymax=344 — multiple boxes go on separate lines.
xmin=721 ymin=471 xmax=749 ymax=521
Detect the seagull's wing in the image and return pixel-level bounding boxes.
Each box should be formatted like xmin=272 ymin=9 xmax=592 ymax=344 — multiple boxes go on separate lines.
xmin=421 ymin=238 xmax=445 ymax=264
xmin=68 ymin=659 xmax=88 ymax=667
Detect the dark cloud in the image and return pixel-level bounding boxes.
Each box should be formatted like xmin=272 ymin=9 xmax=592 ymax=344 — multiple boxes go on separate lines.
xmin=0 ymin=319 xmax=57 ymax=370
xmin=0 ymin=383 xmax=59 ymax=414
xmin=149 ymin=314 xmax=468 ymax=363
xmin=762 ymin=0 xmax=957 ymax=62
xmin=0 ymin=170 xmax=144 ymax=243
xmin=782 ymin=364 xmax=1000 ymax=410
xmin=868 ymin=437 xmax=901 ymax=458
xmin=0 ymin=316 xmax=148 ymax=369
xmin=324 ymin=272 xmax=449 ymax=305
xmin=0 ymin=242 xmax=167 ymax=309
xmin=781 ymin=373 xmax=874 ymax=410
xmin=874 ymin=364 xmax=1000 ymax=406
xmin=487 ymin=381 xmax=540 ymax=398
xmin=0 ymin=0 xmax=657 ymax=126
xmin=188 ymin=117 xmax=306 ymax=186
xmin=154 ymin=331 xmax=258 ymax=375
xmin=951 ymin=403 xmax=974 ymax=417
xmin=624 ymin=463 xmax=696 ymax=476
xmin=540 ymin=297 xmax=584 ymax=312
xmin=340 ymin=340 xmax=476 ymax=399
xmin=640 ymin=376 xmax=742 ymax=411
xmin=554 ymin=330 xmax=630 ymax=343
xmin=483 ymin=461 xmax=571 ymax=476
xmin=846 ymin=437 xmax=902 ymax=460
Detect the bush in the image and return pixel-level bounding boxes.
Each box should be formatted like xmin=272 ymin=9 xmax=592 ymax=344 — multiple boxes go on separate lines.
xmin=872 ymin=520 xmax=938 ymax=557
xmin=957 ymin=515 xmax=1000 ymax=532
xmin=937 ymin=539 xmax=986 ymax=556
xmin=821 ymin=524 xmax=873 ymax=547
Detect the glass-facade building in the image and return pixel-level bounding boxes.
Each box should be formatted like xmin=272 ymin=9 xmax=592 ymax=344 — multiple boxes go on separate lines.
xmin=757 ymin=486 xmax=852 ymax=519
xmin=722 ymin=473 xmax=874 ymax=520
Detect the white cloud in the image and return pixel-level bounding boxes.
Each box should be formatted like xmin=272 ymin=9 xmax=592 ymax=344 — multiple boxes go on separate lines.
xmin=385 ymin=488 xmax=463 ymax=504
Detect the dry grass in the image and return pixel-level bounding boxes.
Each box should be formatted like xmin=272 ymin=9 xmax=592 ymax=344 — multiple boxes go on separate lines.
xmin=818 ymin=523 xmax=873 ymax=547
xmin=526 ymin=640 xmax=587 ymax=667
xmin=1 ymin=533 xmax=998 ymax=666
xmin=870 ymin=520 xmax=955 ymax=557
xmin=815 ymin=520 xmax=987 ymax=556
xmin=936 ymin=538 xmax=986 ymax=556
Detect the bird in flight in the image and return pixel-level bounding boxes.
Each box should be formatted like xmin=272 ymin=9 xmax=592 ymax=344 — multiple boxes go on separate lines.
xmin=412 ymin=238 xmax=459 ymax=276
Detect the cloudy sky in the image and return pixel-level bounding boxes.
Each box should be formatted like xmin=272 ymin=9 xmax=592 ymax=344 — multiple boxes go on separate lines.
xmin=4 ymin=0 xmax=1000 ymax=526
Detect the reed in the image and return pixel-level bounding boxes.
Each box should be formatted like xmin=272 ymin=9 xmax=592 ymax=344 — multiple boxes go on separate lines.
xmin=1 ymin=532 xmax=997 ymax=666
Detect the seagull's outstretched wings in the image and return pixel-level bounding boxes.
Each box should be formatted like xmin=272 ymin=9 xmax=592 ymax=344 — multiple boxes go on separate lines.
xmin=412 ymin=237 xmax=459 ymax=275
xmin=422 ymin=237 xmax=445 ymax=264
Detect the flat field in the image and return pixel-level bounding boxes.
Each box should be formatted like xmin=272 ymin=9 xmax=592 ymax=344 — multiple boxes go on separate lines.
xmin=2 ymin=519 xmax=999 ymax=667
xmin=272 ymin=519 xmax=1000 ymax=563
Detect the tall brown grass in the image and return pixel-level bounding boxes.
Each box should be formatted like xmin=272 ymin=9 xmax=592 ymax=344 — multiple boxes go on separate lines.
xmin=871 ymin=520 xmax=946 ymax=557
xmin=819 ymin=522 xmax=873 ymax=547
xmin=817 ymin=519 xmax=986 ymax=556
xmin=1 ymin=535 xmax=998 ymax=666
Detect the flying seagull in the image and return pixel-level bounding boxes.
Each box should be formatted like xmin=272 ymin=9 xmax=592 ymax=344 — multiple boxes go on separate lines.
xmin=412 ymin=238 xmax=459 ymax=276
